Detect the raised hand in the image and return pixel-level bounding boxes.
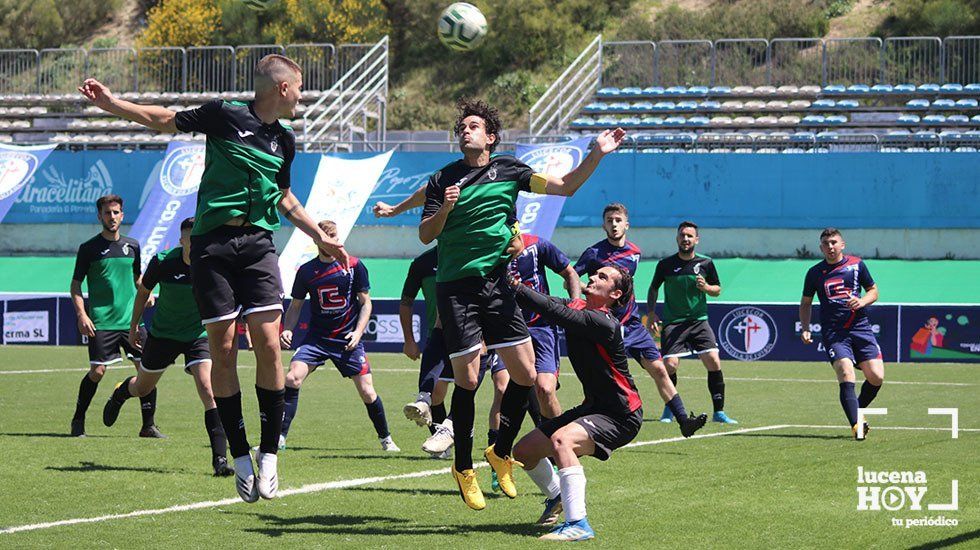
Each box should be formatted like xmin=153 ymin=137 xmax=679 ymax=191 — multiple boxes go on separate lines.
xmin=78 ymin=78 xmax=114 ymax=111
xmin=595 ymin=127 xmax=627 ymax=154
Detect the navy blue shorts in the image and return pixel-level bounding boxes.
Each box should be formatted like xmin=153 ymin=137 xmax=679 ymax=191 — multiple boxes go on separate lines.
xmin=823 ymin=328 xmax=882 ymax=365
xmin=529 ymin=326 xmax=560 ymax=375
xmin=420 ymin=328 xmax=452 ymax=390
xmin=623 ymin=319 xmax=662 ymax=362
xmin=292 ymin=340 xmax=371 ymax=378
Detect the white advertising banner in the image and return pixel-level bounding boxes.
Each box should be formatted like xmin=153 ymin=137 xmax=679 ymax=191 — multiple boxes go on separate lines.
xmin=3 ymin=310 xmax=49 ymax=343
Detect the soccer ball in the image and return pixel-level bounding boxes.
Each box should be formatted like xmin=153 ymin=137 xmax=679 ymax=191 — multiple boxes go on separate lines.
xmin=240 ymin=0 xmax=275 ymax=11
xmin=437 ymin=3 xmax=488 ymax=52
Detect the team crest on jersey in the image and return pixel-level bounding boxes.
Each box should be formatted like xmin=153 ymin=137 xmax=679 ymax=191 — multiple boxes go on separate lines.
xmin=693 ymin=263 xmax=701 ymax=275
xmin=271 ymin=139 xmax=278 ymax=152
xmin=718 ymin=306 xmax=778 ymax=361
xmin=122 ymin=243 xmax=130 ymax=256
xmin=0 ymin=150 xmax=39 ymax=201
xmin=486 ymin=165 xmax=497 ymax=181
xmin=160 ymin=145 xmax=205 ymax=197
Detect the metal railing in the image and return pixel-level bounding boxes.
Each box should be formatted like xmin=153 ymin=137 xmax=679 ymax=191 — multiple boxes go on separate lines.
xmin=0 ymin=43 xmax=340 ymax=94
xmin=529 ymin=35 xmax=602 ymax=135
xmin=303 ymin=36 xmax=388 ymax=151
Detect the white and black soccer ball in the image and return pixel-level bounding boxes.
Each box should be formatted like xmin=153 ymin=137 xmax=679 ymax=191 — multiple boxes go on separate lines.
xmin=240 ymin=0 xmax=275 ymax=11
xmin=437 ymin=3 xmax=488 ymax=52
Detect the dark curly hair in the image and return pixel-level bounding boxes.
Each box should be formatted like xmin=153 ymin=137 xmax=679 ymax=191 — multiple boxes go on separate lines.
xmin=454 ymin=98 xmax=501 ymax=153
xmin=610 ymin=265 xmax=634 ymax=309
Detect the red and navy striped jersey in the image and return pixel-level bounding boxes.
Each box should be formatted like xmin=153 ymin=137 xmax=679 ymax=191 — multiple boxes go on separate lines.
xmin=516 ymin=286 xmax=642 ymax=414
xmin=803 ymin=256 xmax=875 ymax=331
xmin=509 ymin=234 xmax=571 ymax=326
xmin=291 ymin=256 xmax=370 ymax=343
xmin=574 ymin=239 xmax=642 ymax=324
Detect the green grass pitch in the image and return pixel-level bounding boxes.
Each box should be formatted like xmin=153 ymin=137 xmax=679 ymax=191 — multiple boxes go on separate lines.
xmin=0 ymin=346 xmax=976 ymax=548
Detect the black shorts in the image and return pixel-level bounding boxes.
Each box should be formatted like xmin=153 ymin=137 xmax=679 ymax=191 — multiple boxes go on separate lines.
xmin=190 ymin=226 xmax=284 ymax=324
xmin=435 ymin=265 xmax=530 ymax=358
xmin=140 ymin=334 xmax=211 ymax=373
xmin=538 ymin=404 xmax=643 ymax=461
xmin=661 ymin=320 xmax=719 ymax=358
xmin=88 ymin=329 xmax=141 ymax=365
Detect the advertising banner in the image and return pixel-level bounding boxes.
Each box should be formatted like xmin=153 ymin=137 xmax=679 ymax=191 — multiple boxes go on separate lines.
xmin=513 ymin=137 xmax=591 ymax=240
xmin=0 ymin=143 xmax=57 ymax=222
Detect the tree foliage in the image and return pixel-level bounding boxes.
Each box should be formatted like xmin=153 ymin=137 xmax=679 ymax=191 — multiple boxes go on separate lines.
xmin=138 ymin=0 xmax=221 ymax=47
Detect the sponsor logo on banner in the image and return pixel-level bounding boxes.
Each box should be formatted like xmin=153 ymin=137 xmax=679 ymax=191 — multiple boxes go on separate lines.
xmin=3 ymin=310 xmax=48 ymax=343
xmin=16 ymin=161 xmax=112 ymax=216
xmin=363 ymin=314 xmax=420 ymax=343
xmin=0 ymin=151 xmax=37 ymax=200
xmin=719 ymin=306 xmax=778 ymax=360
xmin=159 ymin=146 xmax=205 ymax=197
xmin=514 ymin=137 xmax=590 ymax=239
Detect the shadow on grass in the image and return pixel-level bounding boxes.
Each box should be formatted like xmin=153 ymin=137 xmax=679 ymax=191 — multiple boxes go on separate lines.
xmin=727 ymin=432 xmax=849 ymax=441
xmin=908 ymin=529 xmax=980 ymax=550
xmin=45 ymin=461 xmax=173 ymax=474
xmin=245 ymin=512 xmax=543 ymax=538
xmin=345 ymin=486 xmax=507 ymax=499
xmin=312 ymin=453 xmax=444 ymax=462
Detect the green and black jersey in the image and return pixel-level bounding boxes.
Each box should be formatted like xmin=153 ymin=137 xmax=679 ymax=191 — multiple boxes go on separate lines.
xmin=402 ymin=247 xmax=439 ymax=334
xmin=174 ymin=100 xmax=295 ymax=236
xmin=72 ymin=234 xmax=140 ymax=330
xmin=421 ymin=155 xmax=546 ymax=282
xmin=141 ymin=247 xmax=205 ymax=342
xmin=650 ymin=253 xmax=720 ymax=325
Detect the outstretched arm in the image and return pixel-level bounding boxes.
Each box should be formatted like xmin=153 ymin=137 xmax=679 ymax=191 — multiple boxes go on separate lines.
xmin=374 ymin=185 xmax=426 ymax=218
xmin=78 ymin=79 xmax=178 ymax=133
xmin=539 ymin=128 xmax=626 ymax=197
xmin=514 ymin=284 xmax=612 ymax=339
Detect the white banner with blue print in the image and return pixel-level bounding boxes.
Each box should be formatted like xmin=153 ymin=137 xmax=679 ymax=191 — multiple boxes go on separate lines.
xmin=0 ymin=143 xmax=57 ymax=223
xmin=513 ymin=136 xmax=591 ymax=240
xmin=129 ymin=142 xmax=205 ymax=271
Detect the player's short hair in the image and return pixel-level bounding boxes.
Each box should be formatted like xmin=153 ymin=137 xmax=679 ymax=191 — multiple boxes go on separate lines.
xmin=96 ymin=194 xmax=123 ymax=211
xmin=454 ymin=98 xmax=501 ymax=153
xmin=180 ymin=217 xmax=194 ymax=231
xmin=609 ymin=265 xmax=634 ymax=309
xmin=820 ymin=227 xmax=843 ymax=240
xmin=254 ymin=54 xmax=302 ymax=93
xmin=678 ymin=220 xmax=698 ymax=234
xmin=318 ymin=220 xmax=337 ymax=235
xmin=603 ymin=202 xmax=629 ymax=220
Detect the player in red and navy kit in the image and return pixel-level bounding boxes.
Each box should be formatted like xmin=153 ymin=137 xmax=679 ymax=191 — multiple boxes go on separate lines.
xmin=508 ymin=233 xmax=581 ymax=421
xmin=575 ymin=204 xmax=706 ymax=437
xmin=799 ymin=228 xmax=884 ymax=440
xmin=279 ymin=221 xmax=398 ymax=451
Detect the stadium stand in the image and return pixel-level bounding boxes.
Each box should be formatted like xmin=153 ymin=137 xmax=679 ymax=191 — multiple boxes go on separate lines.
xmin=0 ymin=39 xmax=389 ymax=151
xmin=530 ymin=35 xmax=980 ymax=152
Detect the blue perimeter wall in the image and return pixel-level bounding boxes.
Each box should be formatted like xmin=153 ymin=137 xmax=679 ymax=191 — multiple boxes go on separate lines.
xmin=7 ymin=150 xmax=979 ymax=228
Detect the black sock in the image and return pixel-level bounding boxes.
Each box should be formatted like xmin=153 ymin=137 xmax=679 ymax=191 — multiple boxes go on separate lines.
xmin=669 ymin=372 xmax=678 ymax=387
xmin=494 ymin=381 xmax=532 ymax=458
xmin=139 ymin=388 xmax=157 ymax=429
xmin=487 ymin=428 xmax=498 ymax=447
xmin=204 ymin=407 xmax=227 ymax=458
xmin=214 ymin=392 xmax=250 ymax=458
xmin=527 ymin=391 xmax=545 ymax=425
xmin=282 ymin=386 xmax=300 ymax=439
xmin=365 ymin=397 xmax=390 ymax=439
xmin=112 ymin=376 xmax=135 ymax=403
xmin=858 ymin=381 xmax=881 ymax=408
xmin=74 ymin=373 xmax=99 ymax=420
xmin=430 ymin=402 xmax=447 ymax=435
xmin=451 ymin=385 xmax=477 ymax=471
xmin=707 ymin=370 xmax=725 ymax=412
xmin=839 ymin=382 xmax=859 ymax=427
xmin=255 ymin=386 xmax=285 ymax=454
xmin=666 ymin=393 xmax=688 ymax=420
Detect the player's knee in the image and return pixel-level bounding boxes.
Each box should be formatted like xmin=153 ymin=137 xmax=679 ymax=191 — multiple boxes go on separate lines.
xmin=513 ymin=439 xmax=532 ymax=467
xmin=867 ymin=370 xmax=884 ymax=385
xmin=550 ymin=432 xmax=571 ymax=453
xmin=534 ymin=383 xmax=555 ymax=402
xmin=456 ymin=374 xmax=479 ymax=391
xmin=89 ymin=366 xmax=106 ymax=381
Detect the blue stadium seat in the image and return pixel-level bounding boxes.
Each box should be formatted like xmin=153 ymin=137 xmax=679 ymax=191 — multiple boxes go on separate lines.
xmin=954 ymin=147 xmax=978 ymax=152
xmin=622 ymin=87 xmax=643 ymax=95
xmin=825 ymin=115 xmax=848 ymax=125
xmin=630 ymin=101 xmax=654 ymax=112
xmin=598 ymin=87 xmax=620 ymax=97
xmin=620 ymin=116 xmax=642 ymax=127
xmin=570 ymin=117 xmax=595 ymax=128
xmin=653 ymin=101 xmax=675 ymax=111
xmin=790 ymin=132 xmax=816 ymax=143
xmin=955 ymin=98 xmax=978 ymax=108
xmin=932 ymin=99 xmax=956 ymax=109
xmin=686 ymin=86 xmax=709 ymax=96
xmin=710 ymin=116 xmax=733 ymax=125
xmin=608 ymin=101 xmax=631 ymax=111
xmin=837 ymin=99 xmax=860 ymax=109
xmin=597 ymin=116 xmax=619 ymax=126
xmin=847 ymin=84 xmax=871 ymax=93
xmin=911 ymin=131 xmax=941 ymax=144
xmin=822 ymin=85 xmax=846 ymax=94
xmin=940 ymin=83 xmax=964 ymax=93
xmin=894 ymin=83 xmax=917 ymax=93
xmin=971 ymin=114 xmax=980 ymax=124
xmin=640 ymin=116 xmax=664 ymax=126
xmin=676 ymin=101 xmax=698 ymax=111
xmin=815 ymin=131 xmax=841 ymax=142
xmin=687 ymin=116 xmax=710 ymax=126
xmin=918 ymin=83 xmax=941 ymax=93
xmin=782 ymin=148 xmax=806 ymax=154
xmin=871 ymin=84 xmax=894 ymax=93
xmin=583 ymin=102 xmax=606 ymax=112
xmin=946 ymin=114 xmax=970 ymax=124
xmin=812 ymin=99 xmax=836 ymax=110
xmin=965 ymin=83 xmax=980 ymax=93
xmin=922 ymin=114 xmax=946 ymax=124
xmin=663 ymin=116 xmax=686 ymax=126
xmin=905 ymin=99 xmax=930 ymax=109
xmin=709 ymin=86 xmax=732 ymax=96
xmin=700 ymin=101 xmax=722 ymax=111
xmin=642 ymin=86 xmax=665 ymax=96
xmin=665 ymin=86 xmax=687 ymax=96
xmin=802 ymin=115 xmax=826 ymax=125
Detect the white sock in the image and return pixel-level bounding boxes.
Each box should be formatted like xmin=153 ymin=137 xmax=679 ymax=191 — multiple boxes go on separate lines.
xmin=558 ymin=465 xmax=587 ymax=522
xmin=526 ymin=459 xmax=561 ymax=499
